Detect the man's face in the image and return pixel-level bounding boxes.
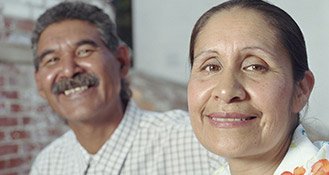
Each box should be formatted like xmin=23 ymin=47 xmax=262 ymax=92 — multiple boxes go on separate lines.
xmin=35 ymin=20 xmax=129 ymax=124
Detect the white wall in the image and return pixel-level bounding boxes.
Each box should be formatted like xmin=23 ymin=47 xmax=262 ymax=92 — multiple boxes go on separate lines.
xmin=133 ymin=0 xmax=329 ymax=137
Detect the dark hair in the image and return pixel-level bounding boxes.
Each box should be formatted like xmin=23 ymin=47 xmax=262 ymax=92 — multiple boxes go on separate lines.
xmin=31 ymin=1 xmax=131 ymax=107
xmin=189 ymin=0 xmax=309 ymax=82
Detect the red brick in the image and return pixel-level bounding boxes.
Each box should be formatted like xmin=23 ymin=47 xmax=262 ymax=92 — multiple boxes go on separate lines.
xmin=0 ymin=144 xmax=18 ymax=155
xmin=0 ymin=117 xmax=18 ymax=126
xmin=22 ymin=117 xmax=32 ymax=125
xmin=36 ymin=104 xmax=50 ymax=112
xmin=10 ymin=104 xmax=22 ymax=112
xmin=24 ymin=143 xmax=37 ymax=152
xmin=0 ymin=91 xmax=18 ymax=99
xmin=10 ymin=130 xmax=30 ymax=140
xmin=0 ymin=158 xmax=25 ymax=168
xmin=0 ymin=131 xmax=5 ymax=140
xmin=3 ymin=173 xmax=18 ymax=175
xmin=0 ymin=103 xmax=5 ymax=110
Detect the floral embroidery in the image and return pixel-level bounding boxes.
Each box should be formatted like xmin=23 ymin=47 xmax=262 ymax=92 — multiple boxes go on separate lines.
xmin=311 ymin=159 xmax=329 ymax=175
xmin=281 ymin=166 xmax=305 ymax=175
xmin=281 ymin=159 xmax=329 ymax=175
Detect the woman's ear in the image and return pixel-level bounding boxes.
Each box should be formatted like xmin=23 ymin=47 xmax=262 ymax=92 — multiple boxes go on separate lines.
xmin=115 ymin=44 xmax=131 ymax=78
xmin=292 ymin=71 xmax=315 ymax=113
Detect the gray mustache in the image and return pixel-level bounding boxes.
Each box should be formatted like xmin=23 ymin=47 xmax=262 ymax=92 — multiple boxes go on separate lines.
xmin=51 ymin=73 xmax=99 ymax=95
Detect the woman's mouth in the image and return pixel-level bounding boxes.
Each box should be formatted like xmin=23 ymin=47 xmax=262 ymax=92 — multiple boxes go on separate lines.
xmin=210 ymin=116 xmax=257 ymax=122
xmin=205 ymin=112 xmax=258 ymax=127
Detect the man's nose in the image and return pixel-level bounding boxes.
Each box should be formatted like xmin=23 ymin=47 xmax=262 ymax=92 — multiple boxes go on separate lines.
xmin=212 ymin=71 xmax=247 ymax=103
xmin=59 ymin=55 xmax=83 ymax=78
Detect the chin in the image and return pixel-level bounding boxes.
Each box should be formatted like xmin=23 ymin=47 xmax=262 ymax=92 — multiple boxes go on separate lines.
xmin=201 ymin=136 xmax=252 ymax=158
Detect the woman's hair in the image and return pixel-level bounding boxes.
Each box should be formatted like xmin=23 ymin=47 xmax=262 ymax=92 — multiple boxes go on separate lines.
xmin=31 ymin=1 xmax=131 ymax=107
xmin=189 ymin=0 xmax=309 ymax=82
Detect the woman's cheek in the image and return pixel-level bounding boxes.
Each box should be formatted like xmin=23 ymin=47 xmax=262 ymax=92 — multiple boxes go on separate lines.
xmin=188 ymin=78 xmax=213 ymax=114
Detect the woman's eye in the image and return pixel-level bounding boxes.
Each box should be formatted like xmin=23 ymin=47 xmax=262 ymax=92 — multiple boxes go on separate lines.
xmin=244 ymin=64 xmax=268 ymax=73
xmin=203 ymin=64 xmax=221 ymax=72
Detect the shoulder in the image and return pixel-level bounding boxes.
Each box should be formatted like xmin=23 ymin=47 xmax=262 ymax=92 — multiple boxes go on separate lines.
xmin=304 ymin=143 xmax=329 ymax=174
xmin=132 ymin=107 xmax=200 ymax=147
xmin=275 ymin=125 xmax=329 ymax=175
xmin=31 ymin=130 xmax=75 ymax=168
xmin=139 ymin=109 xmax=190 ymax=129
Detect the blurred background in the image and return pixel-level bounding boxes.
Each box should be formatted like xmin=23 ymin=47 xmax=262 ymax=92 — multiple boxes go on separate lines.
xmin=0 ymin=0 xmax=328 ymax=174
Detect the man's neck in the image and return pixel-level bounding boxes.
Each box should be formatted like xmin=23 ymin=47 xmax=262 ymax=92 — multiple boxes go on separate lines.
xmin=74 ymin=121 xmax=122 ymax=154
xmin=68 ymin=107 xmax=125 ymax=154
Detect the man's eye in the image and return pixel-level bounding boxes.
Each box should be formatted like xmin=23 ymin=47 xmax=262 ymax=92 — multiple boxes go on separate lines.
xmin=43 ymin=57 xmax=60 ymax=67
xmin=77 ymin=49 xmax=92 ymax=57
xmin=244 ymin=64 xmax=268 ymax=73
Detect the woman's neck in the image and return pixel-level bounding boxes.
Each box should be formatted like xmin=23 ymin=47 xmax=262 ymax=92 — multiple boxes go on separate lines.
xmin=227 ymin=134 xmax=293 ymax=175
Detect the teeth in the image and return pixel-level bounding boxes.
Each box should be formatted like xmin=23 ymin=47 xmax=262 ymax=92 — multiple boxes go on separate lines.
xmin=64 ymin=86 xmax=88 ymax=96
xmin=211 ymin=117 xmax=251 ymax=122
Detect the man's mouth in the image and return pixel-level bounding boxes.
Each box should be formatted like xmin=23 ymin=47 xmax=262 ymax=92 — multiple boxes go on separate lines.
xmin=52 ymin=73 xmax=99 ymax=95
xmin=63 ymin=86 xmax=88 ymax=96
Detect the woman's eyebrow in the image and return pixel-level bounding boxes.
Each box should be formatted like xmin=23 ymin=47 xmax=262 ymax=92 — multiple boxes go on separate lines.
xmin=241 ymin=46 xmax=275 ymax=57
xmin=194 ymin=49 xmax=219 ymax=59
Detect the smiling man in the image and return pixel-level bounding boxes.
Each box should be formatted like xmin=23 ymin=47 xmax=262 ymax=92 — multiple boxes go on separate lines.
xmin=29 ymin=1 xmax=223 ymax=175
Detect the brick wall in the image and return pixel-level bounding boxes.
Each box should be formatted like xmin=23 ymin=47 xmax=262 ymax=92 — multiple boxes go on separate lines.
xmin=0 ymin=1 xmax=187 ymax=174
xmin=0 ymin=62 xmax=187 ymax=175
xmin=0 ymin=63 xmax=68 ymax=175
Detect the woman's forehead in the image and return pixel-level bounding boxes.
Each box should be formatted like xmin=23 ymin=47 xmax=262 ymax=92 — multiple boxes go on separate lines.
xmin=194 ymin=8 xmax=279 ymax=54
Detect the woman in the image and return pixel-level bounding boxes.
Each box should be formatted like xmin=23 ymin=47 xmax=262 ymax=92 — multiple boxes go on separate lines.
xmin=187 ymin=0 xmax=329 ymax=174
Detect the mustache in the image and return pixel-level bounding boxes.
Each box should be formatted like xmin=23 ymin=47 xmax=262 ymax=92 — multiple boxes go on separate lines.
xmin=51 ymin=73 xmax=99 ymax=95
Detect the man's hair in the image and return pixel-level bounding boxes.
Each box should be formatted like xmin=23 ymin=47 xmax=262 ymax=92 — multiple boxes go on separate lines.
xmin=31 ymin=1 xmax=132 ymax=107
xmin=31 ymin=1 xmax=120 ymax=70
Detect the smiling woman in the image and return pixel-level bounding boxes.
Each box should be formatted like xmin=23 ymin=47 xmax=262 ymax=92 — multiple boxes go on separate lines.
xmin=187 ymin=0 xmax=328 ymax=175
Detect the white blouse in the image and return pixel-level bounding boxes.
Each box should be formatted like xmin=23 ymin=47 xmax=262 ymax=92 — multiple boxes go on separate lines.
xmin=213 ymin=125 xmax=329 ymax=175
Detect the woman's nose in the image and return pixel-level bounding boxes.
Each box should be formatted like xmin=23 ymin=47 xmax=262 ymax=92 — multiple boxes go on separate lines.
xmin=212 ymin=72 xmax=247 ymax=103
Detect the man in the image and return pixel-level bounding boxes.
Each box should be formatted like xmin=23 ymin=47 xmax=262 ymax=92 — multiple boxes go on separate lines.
xmin=30 ymin=1 xmax=223 ymax=175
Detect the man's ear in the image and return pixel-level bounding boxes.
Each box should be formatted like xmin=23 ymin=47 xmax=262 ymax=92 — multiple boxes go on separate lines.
xmin=292 ymin=71 xmax=315 ymax=113
xmin=115 ymin=44 xmax=131 ymax=78
xmin=34 ymin=71 xmax=46 ymax=99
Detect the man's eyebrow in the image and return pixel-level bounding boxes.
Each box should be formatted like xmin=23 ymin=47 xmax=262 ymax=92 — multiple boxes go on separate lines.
xmin=75 ymin=39 xmax=99 ymax=47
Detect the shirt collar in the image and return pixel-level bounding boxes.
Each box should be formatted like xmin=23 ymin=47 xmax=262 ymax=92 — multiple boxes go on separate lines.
xmin=73 ymin=100 xmax=142 ymax=173
xmin=274 ymin=124 xmax=319 ymax=174
xmin=213 ymin=125 xmax=320 ymax=175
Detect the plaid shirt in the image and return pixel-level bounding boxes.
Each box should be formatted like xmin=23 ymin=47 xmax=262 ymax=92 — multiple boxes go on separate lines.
xmin=30 ymin=101 xmax=224 ymax=175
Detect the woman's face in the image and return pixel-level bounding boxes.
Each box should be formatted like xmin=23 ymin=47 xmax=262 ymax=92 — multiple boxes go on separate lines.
xmin=188 ymin=8 xmax=304 ymax=159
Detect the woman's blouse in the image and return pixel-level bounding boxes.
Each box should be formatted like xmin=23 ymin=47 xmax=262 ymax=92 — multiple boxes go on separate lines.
xmin=213 ymin=125 xmax=329 ymax=175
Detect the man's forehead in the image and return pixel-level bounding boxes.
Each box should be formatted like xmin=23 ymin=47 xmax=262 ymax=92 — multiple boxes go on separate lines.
xmin=37 ymin=20 xmax=101 ymax=49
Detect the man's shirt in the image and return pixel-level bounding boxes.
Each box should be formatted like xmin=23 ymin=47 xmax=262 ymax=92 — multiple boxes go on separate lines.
xmin=30 ymin=101 xmax=224 ymax=175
